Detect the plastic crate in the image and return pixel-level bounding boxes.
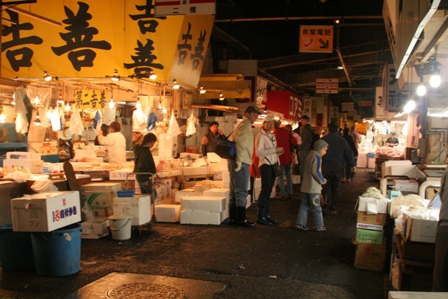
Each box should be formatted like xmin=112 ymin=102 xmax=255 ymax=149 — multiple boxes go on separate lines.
xmin=117 ymin=190 xmax=135 ymax=198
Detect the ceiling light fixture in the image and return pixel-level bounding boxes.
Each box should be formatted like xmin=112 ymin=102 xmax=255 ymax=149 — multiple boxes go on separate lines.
xmin=33 ymin=111 xmax=41 ymax=126
xmin=0 ymin=106 xmax=6 ymax=123
xmin=149 ymin=71 xmax=157 ymax=80
xmin=199 ymin=86 xmax=206 ymax=94
xmin=430 ymin=61 xmax=441 ymax=88
xmin=403 ymin=99 xmax=416 ymax=113
xmin=64 ymin=102 xmax=71 ymax=112
xmin=219 ymin=92 xmax=225 ymax=101
xmin=43 ymin=71 xmax=52 ymax=82
xmin=173 ymin=79 xmax=180 ymax=89
xmin=416 ymin=77 xmax=426 ymax=96
xmin=111 ymin=69 xmax=120 ymax=82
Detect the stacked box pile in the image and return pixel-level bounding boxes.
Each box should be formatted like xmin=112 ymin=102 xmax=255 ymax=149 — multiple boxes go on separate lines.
xmin=3 ymin=151 xmax=44 ymax=174
xmin=113 ymin=194 xmax=151 ymax=226
xmin=354 ymin=188 xmax=389 ymax=272
xmin=180 ymin=195 xmax=226 ymax=225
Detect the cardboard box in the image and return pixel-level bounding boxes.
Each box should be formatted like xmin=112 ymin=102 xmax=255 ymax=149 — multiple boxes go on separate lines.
xmin=389 ymin=292 xmax=448 ymax=299
xmin=405 ymin=216 xmax=438 ymax=243
xmin=113 ymin=195 xmax=151 ymax=225
xmin=180 ymin=210 xmax=223 ymax=225
xmin=356 ymin=196 xmax=388 ymax=214
xmin=181 ymin=196 xmax=226 ymax=213
xmin=355 ymin=228 xmax=384 ymax=245
xmin=182 ymin=165 xmax=210 ymax=176
xmin=354 ymin=241 xmax=386 ymax=272
xmin=155 ymin=204 xmax=180 ymax=222
xmin=80 ymin=182 xmax=122 ymax=192
xmin=81 ymin=191 xmax=115 ymax=217
xmin=12 ymin=191 xmax=81 ymax=232
xmin=356 ymin=223 xmax=383 ymax=231
xmin=357 ymin=211 xmax=387 ymax=226
xmin=109 ymin=171 xmax=135 ymax=181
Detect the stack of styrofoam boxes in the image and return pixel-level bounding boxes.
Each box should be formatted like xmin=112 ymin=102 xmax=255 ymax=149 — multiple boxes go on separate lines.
xmin=203 ymin=188 xmax=230 ymax=221
xmin=354 ymin=196 xmax=388 ymax=272
xmin=3 ymin=151 xmax=44 ymax=174
xmin=11 ymin=191 xmax=81 ymax=232
xmin=79 ymin=182 xmax=121 ymax=239
xmin=180 ymin=195 xmax=226 ymax=225
xmin=112 ymin=194 xmax=151 ymax=226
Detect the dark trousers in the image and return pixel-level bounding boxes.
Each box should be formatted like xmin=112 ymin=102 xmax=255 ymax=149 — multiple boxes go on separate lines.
xmin=321 ymin=164 xmax=343 ymax=212
xmin=258 ymin=164 xmax=275 ymax=218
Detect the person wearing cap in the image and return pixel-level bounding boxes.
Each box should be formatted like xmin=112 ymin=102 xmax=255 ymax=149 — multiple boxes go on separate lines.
xmin=133 ymin=133 xmax=157 ymax=195
xmin=296 ymin=115 xmax=314 ymax=177
xmin=96 ymin=121 xmax=126 ymax=164
xmin=295 ymin=139 xmax=328 ymax=231
xmin=321 ymin=123 xmax=356 ymax=215
xmin=227 ymin=105 xmax=261 ymax=227
xmin=201 ymin=121 xmax=226 ymax=157
xmin=254 ymin=116 xmax=284 ymax=225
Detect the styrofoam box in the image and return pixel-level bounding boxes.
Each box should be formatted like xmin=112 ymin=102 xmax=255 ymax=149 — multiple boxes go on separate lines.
xmin=113 ymin=195 xmax=151 ymax=225
xmin=155 ymin=204 xmax=180 ymax=222
xmin=12 ymin=191 xmax=81 ymax=232
xmin=203 ymin=188 xmax=230 ymax=199
xmin=109 ymin=171 xmax=135 ymax=181
xmin=80 ymin=182 xmax=122 ymax=192
xmin=81 ymin=218 xmax=109 ymax=235
xmin=3 ymin=159 xmax=43 ymax=174
xmin=7 ymin=152 xmax=41 ymax=160
xmin=180 ymin=210 xmax=223 ymax=225
xmin=181 ymin=196 xmax=226 ymax=213
xmin=182 ymin=166 xmax=210 ymax=177
xmin=406 ymin=215 xmax=438 ymax=243
xmin=356 ymin=197 xmax=388 ymax=214
xmin=389 ymin=292 xmax=448 ymax=299
xmin=174 ymin=188 xmax=203 ymax=203
xmin=393 ymin=180 xmax=419 ymax=193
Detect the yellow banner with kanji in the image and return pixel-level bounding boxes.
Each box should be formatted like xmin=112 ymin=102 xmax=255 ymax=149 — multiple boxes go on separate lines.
xmin=1 ymin=0 xmax=214 ymax=88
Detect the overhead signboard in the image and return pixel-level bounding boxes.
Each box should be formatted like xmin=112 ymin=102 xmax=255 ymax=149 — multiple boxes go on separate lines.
xmin=264 ymin=90 xmax=302 ymax=121
xmin=155 ymin=0 xmax=216 ymax=16
xmin=299 ymin=25 xmax=333 ymax=53
xmin=316 ymin=78 xmax=338 ymax=94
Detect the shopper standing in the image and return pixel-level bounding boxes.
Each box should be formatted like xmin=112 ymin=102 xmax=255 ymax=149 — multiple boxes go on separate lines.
xmin=321 ymin=123 xmax=355 ymax=215
xmin=342 ymin=127 xmax=358 ymax=182
xmin=296 ymin=139 xmax=328 ymax=231
xmin=227 ymin=106 xmax=261 ymax=227
xmin=273 ymin=120 xmax=297 ymax=199
xmin=255 ymin=116 xmax=284 ymax=225
xmin=297 ymin=115 xmax=313 ymax=177
xmin=432 ymin=165 xmax=448 ymax=292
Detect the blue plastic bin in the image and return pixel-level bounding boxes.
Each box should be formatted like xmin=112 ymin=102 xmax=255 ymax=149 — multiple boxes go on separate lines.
xmin=117 ymin=189 xmax=135 ymax=197
xmin=31 ymin=223 xmax=82 ymax=276
xmin=0 ymin=224 xmax=34 ymax=272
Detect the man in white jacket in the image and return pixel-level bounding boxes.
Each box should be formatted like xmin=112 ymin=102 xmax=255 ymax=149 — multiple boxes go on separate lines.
xmin=97 ymin=121 xmax=126 ymax=164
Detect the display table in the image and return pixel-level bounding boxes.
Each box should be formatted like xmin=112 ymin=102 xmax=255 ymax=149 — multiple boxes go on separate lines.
xmin=390 ymin=233 xmax=435 ymax=291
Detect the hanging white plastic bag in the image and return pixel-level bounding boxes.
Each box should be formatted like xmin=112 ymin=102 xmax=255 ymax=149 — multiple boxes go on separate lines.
xmin=31 ymin=179 xmax=58 ymax=193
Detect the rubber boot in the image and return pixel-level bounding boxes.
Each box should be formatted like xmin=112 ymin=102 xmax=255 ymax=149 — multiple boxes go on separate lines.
xmin=236 ymin=206 xmax=255 ymax=227
xmin=257 ymin=208 xmax=272 ymax=226
xmin=228 ymin=204 xmax=236 ymax=225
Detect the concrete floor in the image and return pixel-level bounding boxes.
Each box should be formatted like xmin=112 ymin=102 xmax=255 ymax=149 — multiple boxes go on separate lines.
xmin=0 ymin=169 xmax=433 ymax=299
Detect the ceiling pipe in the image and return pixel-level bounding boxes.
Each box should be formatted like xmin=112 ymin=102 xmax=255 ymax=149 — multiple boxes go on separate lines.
xmin=335 ymin=24 xmax=353 ymax=87
xmin=215 ymin=15 xmax=383 ymax=23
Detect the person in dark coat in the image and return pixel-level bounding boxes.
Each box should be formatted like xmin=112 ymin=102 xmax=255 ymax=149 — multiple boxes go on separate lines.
xmin=132 ymin=132 xmax=157 ymax=195
xmin=201 ymin=121 xmax=226 ymax=157
xmin=321 ymin=123 xmax=355 ymax=215
xmin=342 ymin=127 xmax=358 ymax=182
